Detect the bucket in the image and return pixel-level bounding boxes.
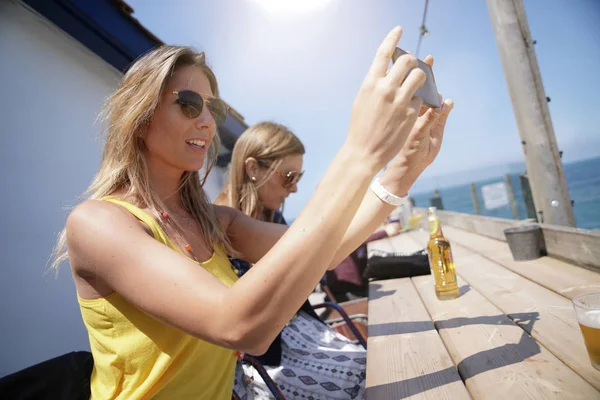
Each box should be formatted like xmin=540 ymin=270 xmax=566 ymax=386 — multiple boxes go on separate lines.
xmin=504 ymin=225 xmax=543 ymax=261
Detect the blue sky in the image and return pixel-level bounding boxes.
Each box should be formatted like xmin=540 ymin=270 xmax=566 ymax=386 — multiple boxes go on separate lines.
xmin=127 ymin=0 xmax=600 ymax=218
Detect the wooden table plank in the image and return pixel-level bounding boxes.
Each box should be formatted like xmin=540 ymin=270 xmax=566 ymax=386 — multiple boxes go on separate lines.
xmin=442 ymin=226 xmax=600 ymax=300
xmin=388 ymin=233 xmax=425 ymax=253
xmin=413 ymin=274 xmax=599 ymax=399
xmin=406 ymin=230 xmax=600 ymax=391
xmin=367 ymin=278 xmax=470 ymax=399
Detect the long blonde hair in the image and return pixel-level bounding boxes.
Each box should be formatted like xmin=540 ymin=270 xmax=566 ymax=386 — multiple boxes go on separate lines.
xmin=216 ymin=121 xmax=305 ymax=222
xmin=51 ymin=46 xmax=234 ymax=272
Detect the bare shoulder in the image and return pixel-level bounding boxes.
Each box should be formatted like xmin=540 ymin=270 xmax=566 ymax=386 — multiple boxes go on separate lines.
xmin=211 ymin=204 xmax=241 ymax=230
xmin=67 ymin=199 xmax=141 ymax=238
xmin=66 ymin=199 xmax=148 ymax=272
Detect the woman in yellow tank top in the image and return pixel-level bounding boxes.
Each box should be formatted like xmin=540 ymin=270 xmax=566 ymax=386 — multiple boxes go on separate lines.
xmin=51 ymin=27 xmax=454 ymax=399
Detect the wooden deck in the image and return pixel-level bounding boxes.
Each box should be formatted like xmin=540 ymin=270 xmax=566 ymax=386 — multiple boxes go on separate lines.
xmin=365 ymin=226 xmax=600 ymax=399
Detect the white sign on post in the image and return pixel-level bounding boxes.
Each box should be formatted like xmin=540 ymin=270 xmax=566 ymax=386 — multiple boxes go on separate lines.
xmin=481 ymin=182 xmax=509 ymax=210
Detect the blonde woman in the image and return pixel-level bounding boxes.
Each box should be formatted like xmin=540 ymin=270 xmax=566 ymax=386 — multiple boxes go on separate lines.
xmin=53 ymin=26 xmax=454 ymax=400
xmin=216 ymin=122 xmax=305 ymax=225
xmin=216 ymin=121 xmax=369 ymax=399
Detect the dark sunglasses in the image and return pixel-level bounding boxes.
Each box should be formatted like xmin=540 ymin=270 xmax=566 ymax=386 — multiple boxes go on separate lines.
xmin=172 ymin=90 xmax=228 ymax=125
xmin=274 ymin=170 xmax=304 ymax=189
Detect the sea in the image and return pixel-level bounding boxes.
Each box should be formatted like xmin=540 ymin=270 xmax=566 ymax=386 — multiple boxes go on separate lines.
xmin=411 ymin=156 xmax=600 ymax=230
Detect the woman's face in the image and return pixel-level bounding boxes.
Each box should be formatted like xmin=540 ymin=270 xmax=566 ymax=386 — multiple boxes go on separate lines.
xmin=256 ymin=154 xmax=304 ymax=211
xmin=144 ymin=65 xmax=217 ymax=173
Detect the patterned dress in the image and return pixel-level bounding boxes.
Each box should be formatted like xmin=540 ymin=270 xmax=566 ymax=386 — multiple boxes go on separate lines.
xmin=231 ymin=212 xmax=366 ymax=399
xmin=233 ymin=311 xmax=366 ymax=400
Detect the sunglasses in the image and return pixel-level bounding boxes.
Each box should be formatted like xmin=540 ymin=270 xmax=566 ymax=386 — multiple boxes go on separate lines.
xmin=172 ymin=90 xmax=228 ymax=125
xmin=274 ymin=170 xmax=304 ymax=189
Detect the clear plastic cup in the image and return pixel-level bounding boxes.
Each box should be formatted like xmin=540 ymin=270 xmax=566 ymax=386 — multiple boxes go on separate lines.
xmin=573 ymin=292 xmax=600 ymax=371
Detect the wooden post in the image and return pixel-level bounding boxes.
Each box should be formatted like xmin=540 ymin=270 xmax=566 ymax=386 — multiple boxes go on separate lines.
xmin=504 ymin=174 xmax=519 ymax=220
xmin=429 ymin=189 xmax=444 ymax=210
xmin=470 ymin=183 xmax=481 ymax=215
xmin=520 ymin=173 xmax=538 ymax=220
xmin=485 ymin=0 xmax=575 ymax=226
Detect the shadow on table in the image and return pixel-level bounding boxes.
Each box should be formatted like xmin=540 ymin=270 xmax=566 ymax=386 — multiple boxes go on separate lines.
xmin=365 ymin=366 xmax=462 ymax=399
xmin=371 ymin=282 xmax=470 ymax=303
xmin=367 ymin=284 xmax=471 ymax=338
xmin=459 ymin=284 xmax=471 ymax=296
xmin=366 ymin=311 xmax=541 ymax=398
xmin=368 ymin=282 xmax=397 ymax=301
xmin=444 ymin=312 xmax=541 ymax=381
xmin=368 ymin=320 xmax=435 ymax=337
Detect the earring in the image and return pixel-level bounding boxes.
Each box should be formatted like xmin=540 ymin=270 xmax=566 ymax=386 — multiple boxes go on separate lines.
xmin=251 ymin=177 xmax=256 ymax=182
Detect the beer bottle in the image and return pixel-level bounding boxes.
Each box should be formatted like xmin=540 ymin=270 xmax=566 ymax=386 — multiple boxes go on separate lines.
xmin=427 ymin=207 xmax=460 ymax=300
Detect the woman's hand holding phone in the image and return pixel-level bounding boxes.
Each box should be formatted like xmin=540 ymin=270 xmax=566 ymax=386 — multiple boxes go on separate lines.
xmin=344 ymin=27 xmax=426 ymax=173
xmin=379 ymin=54 xmax=455 ymax=196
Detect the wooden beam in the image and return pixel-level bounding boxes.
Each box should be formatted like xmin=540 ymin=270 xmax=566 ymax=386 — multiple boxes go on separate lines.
xmin=541 ymin=224 xmax=600 ymax=272
xmin=504 ymin=174 xmax=519 ymax=220
xmin=414 ymin=208 xmax=531 ymax=242
xmin=470 ymin=183 xmax=481 ymax=215
xmin=485 ymin=0 xmax=575 ymax=226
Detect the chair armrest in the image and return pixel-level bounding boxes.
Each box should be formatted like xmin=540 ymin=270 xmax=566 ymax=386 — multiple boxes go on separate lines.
xmin=312 ymin=302 xmax=367 ymax=349
xmin=241 ymin=354 xmax=287 ymax=400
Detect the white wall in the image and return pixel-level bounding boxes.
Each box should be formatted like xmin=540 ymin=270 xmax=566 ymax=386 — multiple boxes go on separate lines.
xmin=203 ymin=165 xmax=228 ymax=202
xmin=0 ymin=1 xmax=122 ymax=377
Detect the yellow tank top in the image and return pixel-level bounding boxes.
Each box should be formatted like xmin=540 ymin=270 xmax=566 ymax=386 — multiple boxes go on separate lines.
xmin=77 ymin=197 xmax=239 ymax=400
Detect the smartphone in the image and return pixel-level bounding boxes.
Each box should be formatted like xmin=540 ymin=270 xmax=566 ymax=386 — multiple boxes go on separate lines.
xmin=392 ymin=47 xmax=440 ymax=108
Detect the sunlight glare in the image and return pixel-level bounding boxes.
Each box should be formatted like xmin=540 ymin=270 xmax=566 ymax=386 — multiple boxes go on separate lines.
xmin=252 ymin=0 xmax=333 ymax=17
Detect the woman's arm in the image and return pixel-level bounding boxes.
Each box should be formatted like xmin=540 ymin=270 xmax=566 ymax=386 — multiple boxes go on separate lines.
xmin=333 ymin=110 xmax=454 ymax=267
xmin=330 ymin=72 xmax=455 ymax=269
xmin=221 ymin=161 xmax=422 ymax=270
xmin=226 ymin=94 xmax=454 ymax=270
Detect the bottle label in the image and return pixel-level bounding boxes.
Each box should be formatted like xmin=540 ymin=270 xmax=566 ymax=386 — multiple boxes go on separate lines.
xmin=429 ymin=217 xmax=441 ymax=237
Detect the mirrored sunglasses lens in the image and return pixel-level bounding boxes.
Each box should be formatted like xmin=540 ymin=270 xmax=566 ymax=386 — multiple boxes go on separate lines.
xmin=284 ymin=173 xmax=299 ymax=188
xmin=180 ymin=103 xmax=201 ymax=118
xmin=292 ymin=172 xmax=304 ymax=186
xmin=177 ymin=91 xmax=203 ymax=119
xmin=179 ymin=90 xmax=202 ymax=103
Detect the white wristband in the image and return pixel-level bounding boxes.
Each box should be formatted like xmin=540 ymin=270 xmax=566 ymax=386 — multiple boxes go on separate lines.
xmin=370 ymin=177 xmax=407 ymax=206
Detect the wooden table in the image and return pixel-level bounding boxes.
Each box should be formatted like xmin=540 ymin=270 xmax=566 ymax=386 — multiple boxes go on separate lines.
xmin=365 ymin=227 xmax=600 ymax=399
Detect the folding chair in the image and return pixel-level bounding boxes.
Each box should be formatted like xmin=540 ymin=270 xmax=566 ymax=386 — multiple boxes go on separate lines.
xmin=230 ymin=303 xmax=368 ymax=400
xmin=232 ymin=353 xmax=287 ymax=400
